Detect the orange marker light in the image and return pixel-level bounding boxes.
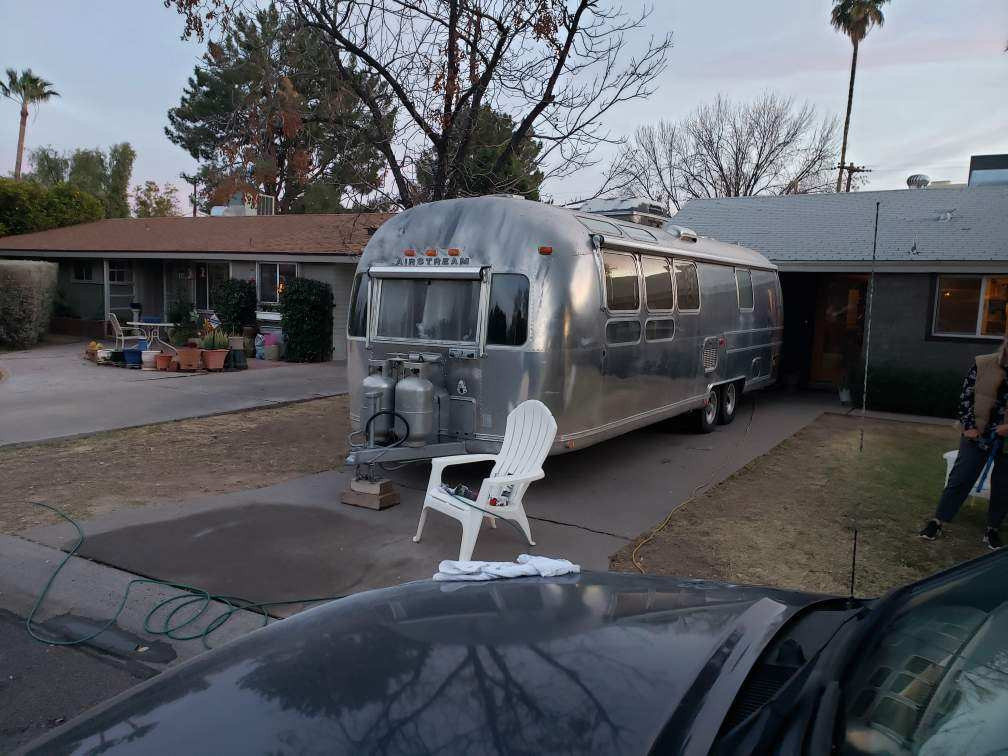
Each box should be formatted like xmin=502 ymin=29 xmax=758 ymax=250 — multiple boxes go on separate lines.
xmin=425 ymin=248 xmax=438 ymax=257
xmin=538 ymin=246 xmax=553 ymax=256
xmin=447 ymin=248 xmax=461 ymax=257
xmin=403 ymin=248 xmax=416 ymax=257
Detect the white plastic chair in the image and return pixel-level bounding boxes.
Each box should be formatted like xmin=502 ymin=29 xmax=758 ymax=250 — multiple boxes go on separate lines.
xmin=109 ymin=313 xmax=142 ymax=351
xmin=943 ymin=450 xmax=991 ymax=501
xmin=413 ymin=399 xmax=558 ymax=561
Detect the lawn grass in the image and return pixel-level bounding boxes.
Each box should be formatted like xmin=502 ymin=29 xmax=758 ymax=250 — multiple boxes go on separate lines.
xmin=611 ymin=413 xmax=992 ymax=597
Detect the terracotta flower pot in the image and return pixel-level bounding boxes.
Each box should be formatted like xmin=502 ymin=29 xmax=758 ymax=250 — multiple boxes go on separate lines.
xmin=202 ymin=348 xmax=229 ymax=371
xmin=155 ymin=354 xmax=173 ymax=371
xmin=176 ymin=346 xmax=202 ymax=371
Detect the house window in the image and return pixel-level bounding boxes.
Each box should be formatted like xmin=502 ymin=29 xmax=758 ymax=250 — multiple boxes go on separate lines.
xmin=258 ymin=262 xmax=298 ymax=304
xmin=108 ymin=262 xmax=132 ymax=284
xmin=72 ymin=262 xmax=94 ymax=283
xmin=602 ymin=251 xmax=639 ymax=312
xmin=933 ymin=275 xmax=1008 ymax=338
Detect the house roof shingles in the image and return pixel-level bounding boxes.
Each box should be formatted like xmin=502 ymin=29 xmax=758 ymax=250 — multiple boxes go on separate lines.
xmin=670 ymin=186 xmax=1008 ymax=264
xmin=0 ymin=212 xmax=394 ymax=256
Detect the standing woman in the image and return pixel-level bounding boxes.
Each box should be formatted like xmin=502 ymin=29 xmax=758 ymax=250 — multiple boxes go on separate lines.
xmin=920 ymin=336 xmax=1008 ymax=549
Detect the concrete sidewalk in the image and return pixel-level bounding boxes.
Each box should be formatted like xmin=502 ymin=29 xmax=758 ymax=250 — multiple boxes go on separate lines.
xmin=19 ymin=389 xmax=835 ymax=613
xmin=0 ymin=341 xmax=347 ymax=445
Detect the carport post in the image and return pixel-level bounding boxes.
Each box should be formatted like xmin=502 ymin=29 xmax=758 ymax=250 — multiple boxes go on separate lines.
xmin=102 ymin=258 xmax=111 ymax=321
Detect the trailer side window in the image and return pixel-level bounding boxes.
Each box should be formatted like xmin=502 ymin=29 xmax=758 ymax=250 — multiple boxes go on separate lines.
xmin=487 ymin=274 xmax=529 ymax=346
xmin=348 ymin=273 xmax=368 ymax=338
xmin=735 ymin=268 xmax=754 ymax=311
xmin=642 ymin=256 xmax=674 ymax=311
xmin=603 ymin=252 xmax=639 ymax=312
xmin=606 ymin=319 xmax=641 ymax=345
xmin=674 ymin=262 xmax=700 ymax=311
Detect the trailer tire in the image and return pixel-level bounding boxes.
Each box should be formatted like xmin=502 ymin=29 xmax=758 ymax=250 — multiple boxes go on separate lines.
xmin=717 ymin=382 xmax=739 ymax=425
xmin=697 ymin=387 xmax=718 ymax=433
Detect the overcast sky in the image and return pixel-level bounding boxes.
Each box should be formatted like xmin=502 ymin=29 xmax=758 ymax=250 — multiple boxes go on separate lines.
xmin=1 ymin=0 xmax=1006 ymax=211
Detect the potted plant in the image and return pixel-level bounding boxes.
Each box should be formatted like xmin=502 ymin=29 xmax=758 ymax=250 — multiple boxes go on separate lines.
xmin=200 ymin=329 xmax=230 ymax=371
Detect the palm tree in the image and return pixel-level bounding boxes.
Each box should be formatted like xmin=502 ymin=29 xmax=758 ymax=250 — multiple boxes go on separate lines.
xmin=0 ymin=68 xmax=59 ymax=179
xmin=831 ymin=0 xmax=888 ymax=192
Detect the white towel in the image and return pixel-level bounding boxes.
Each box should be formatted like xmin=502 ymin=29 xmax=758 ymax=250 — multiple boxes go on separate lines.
xmin=432 ymin=554 xmax=580 ymax=582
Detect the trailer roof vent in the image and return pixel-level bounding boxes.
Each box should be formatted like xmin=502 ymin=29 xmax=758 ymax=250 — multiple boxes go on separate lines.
xmin=578 ymin=196 xmax=670 ymax=228
xmin=662 ymin=222 xmax=698 ymax=243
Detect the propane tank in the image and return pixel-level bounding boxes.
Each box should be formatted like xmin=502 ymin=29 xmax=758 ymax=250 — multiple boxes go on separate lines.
xmin=395 ymin=363 xmax=435 ymax=447
xmin=360 ymin=360 xmax=396 ymax=444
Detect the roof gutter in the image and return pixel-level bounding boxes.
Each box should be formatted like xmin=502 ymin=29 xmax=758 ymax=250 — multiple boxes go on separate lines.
xmin=0 ymin=250 xmax=360 ymax=264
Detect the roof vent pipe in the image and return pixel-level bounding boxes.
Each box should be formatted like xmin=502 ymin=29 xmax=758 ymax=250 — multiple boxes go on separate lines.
xmin=907 ymin=174 xmax=931 ymax=189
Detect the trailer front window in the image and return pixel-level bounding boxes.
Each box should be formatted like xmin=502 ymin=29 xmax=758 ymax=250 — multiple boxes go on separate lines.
xmin=376 ymin=278 xmax=480 ymax=343
xmin=487 ymin=274 xmax=529 ymax=346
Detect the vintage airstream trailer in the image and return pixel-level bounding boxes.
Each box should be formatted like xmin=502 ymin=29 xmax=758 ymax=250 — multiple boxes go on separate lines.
xmin=345 ymin=195 xmax=781 ymax=465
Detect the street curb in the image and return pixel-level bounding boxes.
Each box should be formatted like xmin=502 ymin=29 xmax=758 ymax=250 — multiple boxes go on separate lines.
xmin=0 ymin=391 xmax=348 ymax=451
xmin=0 ymin=533 xmax=267 ymax=665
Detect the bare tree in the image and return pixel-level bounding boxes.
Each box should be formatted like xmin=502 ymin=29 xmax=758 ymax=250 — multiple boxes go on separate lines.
xmin=601 ymin=92 xmax=839 ymax=213
xmin=166 ymin=0 xmax=672 ymax=208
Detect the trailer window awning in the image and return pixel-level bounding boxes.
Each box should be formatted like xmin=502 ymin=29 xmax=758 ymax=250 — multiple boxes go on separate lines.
xmin=369 ymin=265 xmax=483 ymax=280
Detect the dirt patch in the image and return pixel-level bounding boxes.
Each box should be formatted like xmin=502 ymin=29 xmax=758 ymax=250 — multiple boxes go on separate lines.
xmin=1 ymin=396 xmax=350 ymax=534
xmin=611 ymin=413 xmax=992 ymax=597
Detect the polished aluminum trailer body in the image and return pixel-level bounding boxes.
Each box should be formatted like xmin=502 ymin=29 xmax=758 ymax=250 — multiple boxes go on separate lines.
xmin=346 ymin=196 xmax=781 ymax=464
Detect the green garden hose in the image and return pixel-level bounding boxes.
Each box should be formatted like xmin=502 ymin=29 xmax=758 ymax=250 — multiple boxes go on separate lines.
xmin=27 ymin=502 xmax=344 ymax=650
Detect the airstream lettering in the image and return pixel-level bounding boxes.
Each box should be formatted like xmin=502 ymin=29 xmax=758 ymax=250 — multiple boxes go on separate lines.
xmin=346 ymin=196 xmax=782 ymax=466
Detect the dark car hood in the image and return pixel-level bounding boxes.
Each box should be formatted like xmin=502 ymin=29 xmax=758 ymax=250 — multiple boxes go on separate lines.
xmin=27 ymin=572 xmax=826 ymax=755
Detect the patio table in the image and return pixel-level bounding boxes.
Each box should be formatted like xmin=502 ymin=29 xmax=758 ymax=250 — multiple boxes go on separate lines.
xmin=127 ymin=321 xmax=178 ymax=353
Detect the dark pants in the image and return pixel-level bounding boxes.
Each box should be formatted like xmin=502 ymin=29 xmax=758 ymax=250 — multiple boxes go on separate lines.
xmin=935 ymin=436 xmax=1008 ymax=528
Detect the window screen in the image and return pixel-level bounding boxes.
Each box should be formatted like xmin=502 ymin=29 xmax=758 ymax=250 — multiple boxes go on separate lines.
xmin=348 ymin=273 xmax=368 ymax=337
xmin=376 ymin=278 xmax=479 ymax=342
xmin=642 ymin=256 xmax=674 ymax=311
xmin=736 ymin=268 xmax=754 ymax=310
xmin=603 ymin=252 xmax=639 ymax=311
xmin=934 ymin=277 xmax=982 ymax=335
xmin=606 ymin=319 xmax=641 ymax=345
xmin=675 ymin=262 xmax=700 ymax=311
xmin=487 ymin=274 xmax=529 ymax=346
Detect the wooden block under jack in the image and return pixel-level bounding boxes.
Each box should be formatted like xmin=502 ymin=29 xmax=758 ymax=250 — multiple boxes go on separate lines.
xmin=341 ymin=478 xmax=401 ymax=510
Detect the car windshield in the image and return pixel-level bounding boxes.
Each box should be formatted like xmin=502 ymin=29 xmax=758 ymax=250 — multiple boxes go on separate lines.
xmin=375 ymin=277 xmax=480 ymax=343
xmin=842 ymin=553 xmax=1008 ymax=755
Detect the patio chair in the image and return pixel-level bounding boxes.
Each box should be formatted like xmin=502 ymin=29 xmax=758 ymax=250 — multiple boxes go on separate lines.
xmin=413 ymin=399 xmax=557 ymax=561
xmin=943 ymin=450 xmax=991 ymax=502
xmin=109 ymin=313 xmax=143 ymax=351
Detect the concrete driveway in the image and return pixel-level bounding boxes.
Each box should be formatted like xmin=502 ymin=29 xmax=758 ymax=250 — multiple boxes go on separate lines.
xmin=0 ymin=341 xmax=347 ymax=445
xmin=20 ymin=389 xmax=834 ymax=614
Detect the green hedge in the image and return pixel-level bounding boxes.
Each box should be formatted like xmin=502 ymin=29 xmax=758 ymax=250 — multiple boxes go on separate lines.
xmin=211 ymin=278 xmax=257 ymax=334
xmin=0 ymin=178 xmax=104 ymax=236
xmin=280 ymin=277 xmax=333 ymax=363
xmin=851 ymin=362 xmax=963 ymax=418
xmin=0 ymin=260 xmax=58 ymax=348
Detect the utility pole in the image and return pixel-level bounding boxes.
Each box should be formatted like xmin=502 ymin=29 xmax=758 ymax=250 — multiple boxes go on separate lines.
xmin=180 ymin=172 xmax=199 ymax=217
xmin=835 ymin=163 xmax=871 ymax=192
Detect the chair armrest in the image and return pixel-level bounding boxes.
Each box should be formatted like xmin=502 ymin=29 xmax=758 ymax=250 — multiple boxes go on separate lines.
xmin=428 ymin=453 xmax=498 ymax=489
xmin=483 ymin=470 xmax=545 ymax=487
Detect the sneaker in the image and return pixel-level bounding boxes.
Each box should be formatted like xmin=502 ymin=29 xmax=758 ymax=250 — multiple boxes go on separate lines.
xmin=983 ymin=528 xmax=1003 ymax=550
xmin=919 ymin=519 xmax=942 ymax=540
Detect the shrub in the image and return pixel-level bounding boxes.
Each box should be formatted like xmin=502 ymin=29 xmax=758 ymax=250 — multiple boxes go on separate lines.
xmin=0 ymin=178 xmax=103 ymax=236
xmin=850 ymin=361 xmax=963 ymax=418
xmin=166 ymin=291 xmax=200 ymax=345
xmin=280 ymin=277 xmax=333 ymax=363
xmin=211 ymin=278 xmax=257 ymax=333
xmin=0 ymin=260 xmax=59 ymax=348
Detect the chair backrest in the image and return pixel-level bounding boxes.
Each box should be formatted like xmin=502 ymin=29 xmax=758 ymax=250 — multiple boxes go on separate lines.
xmin=109 ymin=312 xmax=124 ymax=338
xmin=490 ymin=400 xmax=558 ymax=478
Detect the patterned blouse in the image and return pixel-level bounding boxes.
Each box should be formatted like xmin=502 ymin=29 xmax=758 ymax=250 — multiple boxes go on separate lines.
xmin=959 ymin=364 xmax=1008 ymax=449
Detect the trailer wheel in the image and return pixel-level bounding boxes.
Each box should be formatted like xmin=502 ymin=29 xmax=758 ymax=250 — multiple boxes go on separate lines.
xmin=697 ymin=387 xmax=718 ymax=433
xmin=717 ymin=382 xmax=739 ymax=425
